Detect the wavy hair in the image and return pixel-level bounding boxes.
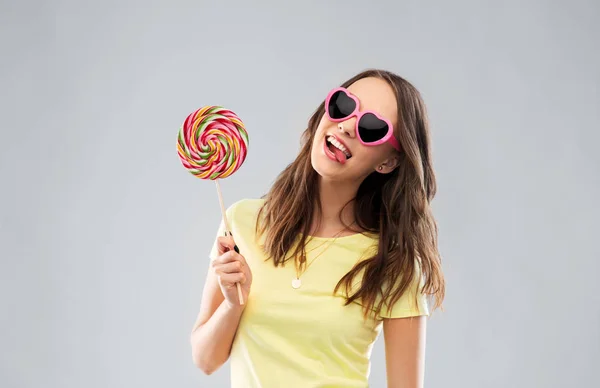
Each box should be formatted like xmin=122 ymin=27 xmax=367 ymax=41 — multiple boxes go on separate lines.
xmin=256 ymin=69 xmax=445 ymax=319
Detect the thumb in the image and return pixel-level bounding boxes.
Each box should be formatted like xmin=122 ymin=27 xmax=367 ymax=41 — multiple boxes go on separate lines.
xmin=218 ymin=232 xmax=240 ymax=254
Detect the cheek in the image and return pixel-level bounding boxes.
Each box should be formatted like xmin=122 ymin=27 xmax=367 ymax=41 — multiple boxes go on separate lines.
xmin=315 ymin=116 xmax=329 ymax=133
xmin=352 ymin=147 xmax=378 ymax=166
xmin=353 ymin=145 xmax=388 ymax=167
xmin=311 ymin=122 xmax=330 ymax=155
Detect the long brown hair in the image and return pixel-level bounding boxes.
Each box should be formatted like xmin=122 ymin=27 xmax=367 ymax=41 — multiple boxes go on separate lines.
xmin=256 ymin=69 xmax=445 ymax=319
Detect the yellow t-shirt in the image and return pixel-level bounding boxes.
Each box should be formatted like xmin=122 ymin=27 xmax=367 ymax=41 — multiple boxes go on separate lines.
xmin=209 ymin=198 xmax=429 ymax=387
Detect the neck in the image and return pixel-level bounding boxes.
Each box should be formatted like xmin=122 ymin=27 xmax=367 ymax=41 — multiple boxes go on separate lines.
xmin=311 ymin=177 xmax=360 ymax=236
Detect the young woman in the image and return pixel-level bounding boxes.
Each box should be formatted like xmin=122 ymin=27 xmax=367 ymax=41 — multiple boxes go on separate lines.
xmin=190 ymin=69 xmax=446 ymax=387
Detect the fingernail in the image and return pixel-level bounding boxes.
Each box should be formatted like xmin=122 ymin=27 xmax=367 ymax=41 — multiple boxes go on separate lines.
xmin=234 ymin=245 xmax=239 ymax=253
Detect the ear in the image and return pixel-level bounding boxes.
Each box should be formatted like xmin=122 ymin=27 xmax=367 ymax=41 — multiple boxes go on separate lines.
xmin=375 ymin=154 xmax=400 ymax=174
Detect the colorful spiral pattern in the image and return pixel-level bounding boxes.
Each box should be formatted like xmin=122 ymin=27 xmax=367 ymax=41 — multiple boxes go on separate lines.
xmin=177 ymin=106 xmax=249 ymax=180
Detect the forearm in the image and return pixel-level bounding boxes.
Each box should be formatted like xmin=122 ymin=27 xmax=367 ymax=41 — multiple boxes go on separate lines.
xmin=190 ymin=300 xmax=244 ymax=374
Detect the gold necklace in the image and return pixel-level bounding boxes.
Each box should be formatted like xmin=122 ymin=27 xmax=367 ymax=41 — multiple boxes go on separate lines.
xmin=292 ymin=225 xmax=352 ymax=289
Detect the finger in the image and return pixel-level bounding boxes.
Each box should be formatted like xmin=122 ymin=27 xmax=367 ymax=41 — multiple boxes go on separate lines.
xmin=222 ymin=231 xmax=240 ymax=253
xmin=216 ymin=236 xmax=235 ymax=255
xmin=214 ymin=261 xmax=243 ymax=274
xmin=219 ymin=272 xmax=246 ymax=287
xmin=212 ymin=250 xmax=244 ymax=266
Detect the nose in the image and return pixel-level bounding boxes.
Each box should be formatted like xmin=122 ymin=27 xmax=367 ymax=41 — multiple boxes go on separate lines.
xmin=337 ymin=119 xmax=356 ymax=138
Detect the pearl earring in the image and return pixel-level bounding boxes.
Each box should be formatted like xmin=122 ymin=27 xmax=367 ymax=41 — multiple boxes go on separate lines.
xmin=378 ymin=166 xmax=383 ymax=171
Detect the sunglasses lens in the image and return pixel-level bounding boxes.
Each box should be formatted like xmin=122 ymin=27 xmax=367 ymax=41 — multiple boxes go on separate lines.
xmin=358 ymin=113 xmax=389 ymax=143
xmin=328 ymin=90 xmax=355 ymax=119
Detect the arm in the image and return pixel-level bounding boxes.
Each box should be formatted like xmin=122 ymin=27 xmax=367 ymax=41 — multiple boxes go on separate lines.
xmin=190 ymin=237 xmax=251 ymax=375
xmin=189 ymin=265 xmax=244 ymax=374
xmin=383 ymin=315 xmax=427 ymax=388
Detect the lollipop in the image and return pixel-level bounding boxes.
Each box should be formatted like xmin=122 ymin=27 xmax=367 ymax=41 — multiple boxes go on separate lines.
xmin=177 ymin=106 xmax=248 ymax=180
xmin=177 ymin=106 xmax=249 ymax=304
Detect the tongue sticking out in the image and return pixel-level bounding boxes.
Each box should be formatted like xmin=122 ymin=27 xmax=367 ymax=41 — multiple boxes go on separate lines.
xmin=332 ymin=147 xmax=347 ymax=164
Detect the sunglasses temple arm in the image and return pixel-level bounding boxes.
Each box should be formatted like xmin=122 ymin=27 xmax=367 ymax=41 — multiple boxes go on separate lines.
xmin=389 ymin=136 xmax=401 ymax=152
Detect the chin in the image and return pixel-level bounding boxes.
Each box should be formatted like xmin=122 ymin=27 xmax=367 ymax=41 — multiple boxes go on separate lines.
xmin=310 ymin=149 xmax=347 ymax=181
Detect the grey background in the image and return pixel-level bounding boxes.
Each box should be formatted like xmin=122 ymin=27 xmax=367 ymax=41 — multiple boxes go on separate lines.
xmin=1 ymin=0 xmax=598 ymax=387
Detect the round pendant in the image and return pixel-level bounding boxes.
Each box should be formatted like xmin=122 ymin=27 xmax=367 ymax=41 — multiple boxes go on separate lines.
xmin=291 ymin=278 xmax=302 ymax=289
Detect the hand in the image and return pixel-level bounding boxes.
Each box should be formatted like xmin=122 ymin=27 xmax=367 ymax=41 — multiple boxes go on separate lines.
xmin=211 ymin=235 xmax=252 ymax=308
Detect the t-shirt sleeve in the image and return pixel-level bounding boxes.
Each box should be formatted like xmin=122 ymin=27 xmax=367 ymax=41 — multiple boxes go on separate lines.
xmin=377 ymin=261 xmax=430 ymax=319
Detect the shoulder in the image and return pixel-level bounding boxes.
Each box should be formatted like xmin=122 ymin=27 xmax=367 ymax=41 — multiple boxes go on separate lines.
xmin=225 ymin=198 xmax=266 ymax=222
xmin=378 ymin=258 xmax=430 ymax=320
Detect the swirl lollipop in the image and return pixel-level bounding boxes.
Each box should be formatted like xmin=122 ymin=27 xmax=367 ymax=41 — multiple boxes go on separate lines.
xmin=177 ymin=106 xmax=249 ymax=304
xmin=177 ymin=106 xmax=248 ymax=180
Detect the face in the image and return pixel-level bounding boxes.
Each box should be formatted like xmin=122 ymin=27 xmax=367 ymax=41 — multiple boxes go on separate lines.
xmin=310 ymin=77 xmax=400 ymax=183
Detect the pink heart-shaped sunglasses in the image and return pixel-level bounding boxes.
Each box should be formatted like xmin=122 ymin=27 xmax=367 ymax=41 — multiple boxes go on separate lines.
xmin=325 ymin=87 xmax=401 ymax=151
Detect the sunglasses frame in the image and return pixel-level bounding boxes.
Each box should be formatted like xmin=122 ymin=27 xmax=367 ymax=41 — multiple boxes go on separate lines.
xmin=324 ymin=87 xmax=401 ymax=151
